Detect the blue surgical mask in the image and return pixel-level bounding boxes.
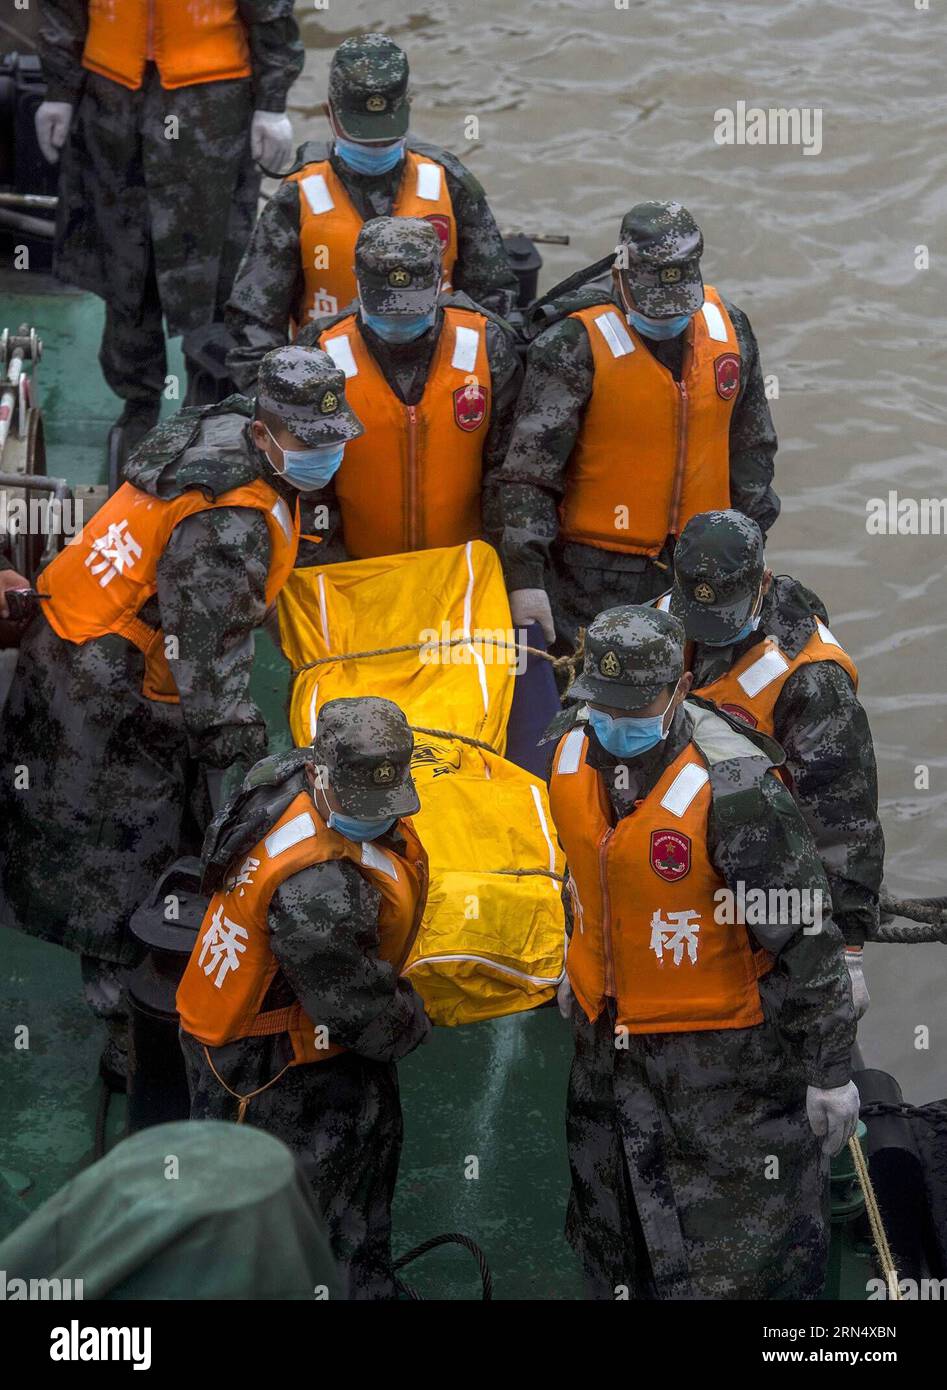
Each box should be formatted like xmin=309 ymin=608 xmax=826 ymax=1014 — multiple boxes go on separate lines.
xmin=588 ymin=684 xmax=679 ymax=759
xmin=360 ymin=306 xmax=437 ymax=343
xmin=702 ymin=614 xmax=762 ymax=648
xmin=627 ymin=309 xmax=694 ymax=341
xmin=262 ymin=424 xmax=345 ymax=491
xmin=328 ymin=810 xmax=398 ymax=842
xmin=334 ymin=135 xmax=406 ymax=176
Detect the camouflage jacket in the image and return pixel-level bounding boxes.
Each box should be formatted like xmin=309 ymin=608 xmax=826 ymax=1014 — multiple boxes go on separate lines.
xmin=201 ymin=750 xmax=431 ymax=1061
xmin=37 ymin=0 xmax=303 ymax=109
xmin=490 ymin=273 xmax=780 ymax=591
xmin=290 ymin=293 xmax=523 ymax=563
xmin=124 ymin=396 xmax=298 ymax=772
xmin=225 ymin=137 xmax=519 ymax=391
xmin=686 ymin=575 xmax=884 ymax=948
xmin=545 ymin=701 xmax=856 ymax=1089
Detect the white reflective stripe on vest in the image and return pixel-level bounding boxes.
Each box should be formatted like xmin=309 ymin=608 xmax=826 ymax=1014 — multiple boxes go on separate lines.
xmin=265 ymin=811 xmax=317 ymax=859
xmin=300 ymin=173 xmax=334 ymax=215
xmin=451 ymin=324 xmax=480 ymax=374
xmin=416 ymin=162 xmax=442 ymax=201
xmin=556 ymin=726 xmax=587 ymax=776
xmin=361 ymin=839 xmax=398 ymax=880
xmin=659 ymin=762 xmax=710 ymax=817
xmin=271 ymin=497 xmax=293 ymax=543
xmin=593 ymin=310 xmax=635 ymax=358
xmin=815 ymin=618 xmax=842 ymax=648
xmin=737 ymin=646 xmax=790 ymax=698
xmin=701 ymin=299 xmax=728 ymax=342
xmin=324 ymin=334 xmax=358 ymax=378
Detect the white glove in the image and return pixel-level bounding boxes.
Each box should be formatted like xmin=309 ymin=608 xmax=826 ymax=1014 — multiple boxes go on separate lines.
xmin=556 ymin=973 xmax=574 ymax=1020
xmin=806 ymin=1080 xmax=860 ymax=1158
xmin=250 ymin=111 xmax=293 ymax=172
xmin=35 ymin=101 xmax=73 ymax=164
xmin=509 ymin=587 xmax=555 ymax=644
xmin=845 ymin=948 xmax=870 ymax=1019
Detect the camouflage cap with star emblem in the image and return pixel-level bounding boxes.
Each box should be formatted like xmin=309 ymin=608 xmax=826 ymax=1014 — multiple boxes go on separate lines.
xmin=256 ymin=346 xmax=364 ymax=446
xmin=355 ymin=216 xmax=443 ymax=314
xmin=329 ymin=34 xmax=410 ymax=142
xmin=312 ymin=696 xmax=420 ymax=818
xmin=669 ymin=509 xmax=766 ymax=644
xmin=565 ymin=605 xmax=685 ymax=711
xmin=617 ymin=200 xmax=705 ymax=316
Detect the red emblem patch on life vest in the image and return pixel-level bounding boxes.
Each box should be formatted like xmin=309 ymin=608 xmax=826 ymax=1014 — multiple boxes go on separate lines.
xmin=423 ymin=214 xmax=451 ymax=250
xmin=453 ymin=384 xmax=487 ymax=432
xmin=720 ymin=702 xmax=759 ymax=729
xmin=714 ymin=353 xmax=740 ymax=400
xmin=650 ymin=829 xmax=691 ymax=882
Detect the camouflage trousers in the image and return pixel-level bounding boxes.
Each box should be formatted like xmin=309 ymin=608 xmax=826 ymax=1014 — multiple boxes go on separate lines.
xmin=565 ymin=982 xmax=829 ymax=1300
xmin=54 ymin=68 xmax=259 ymax=339
xmin=180 ymin=1030 xmax=405 ymax=1301
xmin=550 ymin=541 xmax=672 ymax=666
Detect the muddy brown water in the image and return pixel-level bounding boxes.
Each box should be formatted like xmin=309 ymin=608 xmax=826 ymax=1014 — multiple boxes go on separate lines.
xmin=293 ymin=1 xmax=946 ymax=1101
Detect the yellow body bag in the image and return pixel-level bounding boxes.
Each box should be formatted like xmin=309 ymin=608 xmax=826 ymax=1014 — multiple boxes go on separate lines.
xmin=278 ymin=541 xmax=566 ymax=1025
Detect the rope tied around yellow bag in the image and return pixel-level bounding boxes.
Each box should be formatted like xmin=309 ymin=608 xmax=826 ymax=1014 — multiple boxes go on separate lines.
xmin=290 ymin=630 xmax=587 ymax=696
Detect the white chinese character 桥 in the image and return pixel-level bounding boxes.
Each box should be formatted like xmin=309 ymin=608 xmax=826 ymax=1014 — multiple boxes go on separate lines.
xmin=84 ymin=519 xmax=143 ymax=588
xmin=198 ymin=905 xmax=249 ymax=989
xmin=650 ymin=908 xmax=701 ymax=966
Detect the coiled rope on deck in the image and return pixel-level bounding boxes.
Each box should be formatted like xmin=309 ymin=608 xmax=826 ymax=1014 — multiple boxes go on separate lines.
xmin=393 ymin=1231 xmax=493 ymax=1301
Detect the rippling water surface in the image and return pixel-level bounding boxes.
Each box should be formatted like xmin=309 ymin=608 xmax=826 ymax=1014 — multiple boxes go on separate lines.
xmin=291 ymin=0 xmax=946 ymax=1098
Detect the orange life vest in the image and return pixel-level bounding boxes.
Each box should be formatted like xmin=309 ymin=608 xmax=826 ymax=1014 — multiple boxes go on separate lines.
xmin=176 ymin=792 xmax=429 ymax=1065
xmin=559 ymin=288 xmax=740 ymax=557
xmin=548 ymin=727 xmax=771 ymax=1033
xmin=287 ymin=152 xmax=459 ymax=327
xmin=37 ymin=479 xmax=299 ymax=703
xmin=318 ymin=306 xmax=491 ymax=556
xmin=655 ymin=596 xmax=859 ymax=736
xmin=82 ymin=0 xmax=252 ymax=92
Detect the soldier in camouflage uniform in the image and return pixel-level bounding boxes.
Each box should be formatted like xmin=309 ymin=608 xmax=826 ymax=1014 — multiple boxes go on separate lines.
xmin=0 ymin=348 xmax=361 ymax=1081
xmin=225 ymin=33 xmax=519 ymax=391
xmin=290 ymin=216 xmax=522 ymax=564
xmin=178 ymin=697 xmax=432 ymax=1301
xmin=659 ymin=509 xmax=884 ymax=1017
xmin=545 ymin=606 xmax=858 ymax=1298
xmin=490 ymin=202 xmax=780 ymax=658
xmin=35 ymin=1 xmax=303 ymax=451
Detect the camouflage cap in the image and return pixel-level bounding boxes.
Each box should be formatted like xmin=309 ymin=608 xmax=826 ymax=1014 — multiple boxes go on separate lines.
xmin=329 ymin=34 xmax=410 ymax=142
xmin=312 ymin=696 xmax=420 ymax=818
xmin=669 ymin=510 xmax=765 ymax=644
xmin=256 ymin=347 xmax=364 ymax=446
xmin=618 ymin=200 xmax=704 ymax=316
xmin=565 ymin=605 xmax=685 ymax=712
xmin=355 ymin=217 xmax=443 ymax=314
